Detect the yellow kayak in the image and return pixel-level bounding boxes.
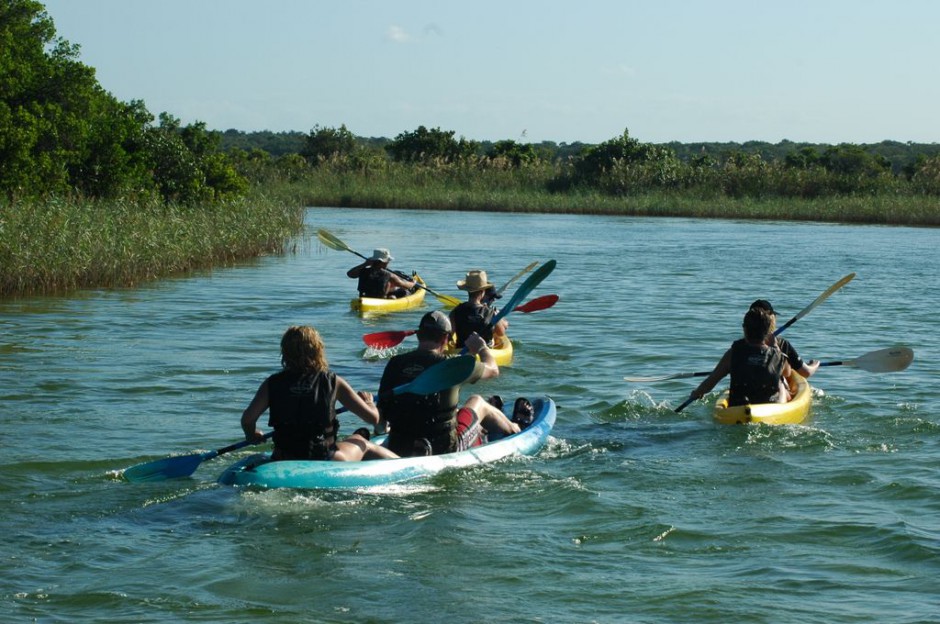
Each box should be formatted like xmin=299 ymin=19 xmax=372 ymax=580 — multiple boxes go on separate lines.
xmin=351 ymin=275 xmax=426 ymax=314
xmin=713 ymin=372 xmax=811 ymax=425
xmin=446 ymin=333 xmax=513 ymax=367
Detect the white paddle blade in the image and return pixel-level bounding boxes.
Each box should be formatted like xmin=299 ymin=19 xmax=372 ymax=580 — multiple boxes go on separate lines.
xmin=846 ymin=346 xmax=914 ymax=373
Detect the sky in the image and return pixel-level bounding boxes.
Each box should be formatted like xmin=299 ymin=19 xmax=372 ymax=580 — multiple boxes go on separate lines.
xmin=40 ymin=0 xmax=940 ymax=145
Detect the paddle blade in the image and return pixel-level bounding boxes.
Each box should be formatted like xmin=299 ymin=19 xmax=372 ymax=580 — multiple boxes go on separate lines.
xmin=493 ymin=259 xmax=556 ymax=325
xmin=497 ymin=261 xmax=539 ymax=296
xmin=831 ymin=346 xmax=915 ymax=373
xmin=514 ymin=294 xmax=559 ymax=313
xmin=363 ymin=330 xmax=416 ymax=348
xmin=123 ymin=452 xmax=209 ymax=482
xmin=395 ymin=355 xmax=478 ymax=396
xmin=316 ymin=228 xmax=349 ymax=252
xmin=432 ymin=290 xmax=462 ymax=308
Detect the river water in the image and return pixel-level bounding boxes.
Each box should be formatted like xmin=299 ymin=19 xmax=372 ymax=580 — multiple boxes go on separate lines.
xmin=1 ymin=207 xmax=937 ymax=623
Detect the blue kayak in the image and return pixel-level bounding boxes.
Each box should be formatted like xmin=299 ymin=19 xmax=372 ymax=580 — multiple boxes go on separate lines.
xmin=217 ymin=397 xmax=556 ymax=490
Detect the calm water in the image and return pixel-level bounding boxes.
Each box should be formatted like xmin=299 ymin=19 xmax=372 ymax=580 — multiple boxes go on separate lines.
xmin=1 ymin=207 xmax=937 ymax=623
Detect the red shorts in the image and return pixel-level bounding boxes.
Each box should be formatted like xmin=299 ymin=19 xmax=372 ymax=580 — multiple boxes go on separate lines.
xmin=455 ymin=407 xmax=484 ymax=451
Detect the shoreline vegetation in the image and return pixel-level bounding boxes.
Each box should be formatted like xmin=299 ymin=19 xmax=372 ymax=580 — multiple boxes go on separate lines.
xmin=2 ymin=1 xmax=939 ymax=298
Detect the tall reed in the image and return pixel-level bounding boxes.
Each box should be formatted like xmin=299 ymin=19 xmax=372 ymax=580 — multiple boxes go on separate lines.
xmin=0 ymin=194 xmax=303 ymax=297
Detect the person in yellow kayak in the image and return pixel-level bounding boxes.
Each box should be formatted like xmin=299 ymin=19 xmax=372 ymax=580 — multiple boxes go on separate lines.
xmin=687 ymin=307 xmax=793 ymax=406
xmin=346 ymin=248 xmax=416 ymax=298
xmin=749 ymin=299 xmax=821 ymax=379
xmin=378 ymin=311 xmax=521 ymax=457
xmin=449 ymin=270 xmax=508 ymax=348
xmin=241 ymin=325 xmax=399 ymax=461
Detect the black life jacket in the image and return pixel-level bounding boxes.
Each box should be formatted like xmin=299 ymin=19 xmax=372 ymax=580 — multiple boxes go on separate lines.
xmin=450 ymin=301 xmax=496 ymax=346
xmin=358 ymin=267 xmax=390 ymax=298
xmin=378 ymin=350 xmax=460 ymax=455
xmin=267 ymin=369 xmax=338 ymax=460
xmin=728 ymin=339 xmax=787 ymax=406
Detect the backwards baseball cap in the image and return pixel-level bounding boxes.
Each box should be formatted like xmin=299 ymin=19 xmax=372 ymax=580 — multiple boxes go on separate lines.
xmin=418 ymin=310 xmax=451 ymax=334
xmin=749 ymin=299 xmax=777 ymax=315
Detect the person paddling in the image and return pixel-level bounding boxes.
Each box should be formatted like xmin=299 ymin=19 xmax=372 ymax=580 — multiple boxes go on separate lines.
xmin=346 ymin=248 xmax=416 ymax=299
xmin=749 ymin=299 xmax=821 ymax=379
xmin=687 ymin=308 xmax=793 ymax=406
xmin=449 ymin=270 xmax=508 ymax=348
xmin=378 ymin=311 xmax=520 ymax=457
xmin=241 ymin=325 xmax=399 ymax=461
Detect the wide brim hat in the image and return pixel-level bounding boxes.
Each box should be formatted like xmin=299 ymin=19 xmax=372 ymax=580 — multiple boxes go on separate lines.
xmin=369 ymin=248 xmax=393 ymax=263
xmin=456 ymin=270 xmax=495 ymax=293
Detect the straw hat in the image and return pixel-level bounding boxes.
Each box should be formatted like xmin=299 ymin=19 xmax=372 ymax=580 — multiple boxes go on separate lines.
xmin=456 ymin=270 xmax=494 ymax=293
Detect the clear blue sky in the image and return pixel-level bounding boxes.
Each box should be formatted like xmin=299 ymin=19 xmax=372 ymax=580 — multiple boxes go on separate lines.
xmin=42 ymin=0 xmax=940 ymax=145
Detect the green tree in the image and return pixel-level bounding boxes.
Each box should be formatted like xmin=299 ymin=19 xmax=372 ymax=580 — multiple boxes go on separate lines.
xmin=385 ymin=125 xmax=478 ymax=163
xmin=487 ymin=140 xmax=539 ymax=167
xmin=301 ymin=124 xmax=357 ymax=165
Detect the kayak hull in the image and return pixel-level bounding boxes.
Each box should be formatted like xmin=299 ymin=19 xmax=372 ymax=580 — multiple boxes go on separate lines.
xmin=713 ymin=372 xmax=812 ymax=425
xmin=351 ymin=275 xmax=426 ymax=314
xmin=217 ymin=397 xmax=555 ymax=489
xmin=446 ymin=333 xmax=513 ymax=366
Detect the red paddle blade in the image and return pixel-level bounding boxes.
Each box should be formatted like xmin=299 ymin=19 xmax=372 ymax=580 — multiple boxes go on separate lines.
xmin=362 ymin=330 xmax=416 ymax=348
xmin=514 ymin=294 xmax=559 ymax=313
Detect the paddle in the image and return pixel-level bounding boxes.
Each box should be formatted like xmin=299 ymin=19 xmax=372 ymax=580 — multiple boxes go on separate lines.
xmin=362 ymin=294 xmax=559 ymax=349
xmin=628 ymin=346 xmax=914 ymax=382
xmin=774 ymin=273 xmax=855 ymax=336
xmin=818 ymin=345 xmax=914 ymax=373
xmin=122 ymin=432 xmax=276 ymax=483
xmin=123 ymin=355 xmax=478 ymax=482
xmin=672 ymin=273 xmax=857 ymax=413
xmin=316 ymin=228 xmax=461 ymax=307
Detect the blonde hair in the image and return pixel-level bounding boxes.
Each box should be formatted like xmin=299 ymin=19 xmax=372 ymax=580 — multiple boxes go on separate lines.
xmin=280 ymin=325 xmax=328 ymax=372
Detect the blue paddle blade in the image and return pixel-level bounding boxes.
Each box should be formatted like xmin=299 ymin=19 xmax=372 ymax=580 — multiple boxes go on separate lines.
xmin=395 ymin=355 xmax=477 ymax=395
xmin=123 ymin=451 xmax=213 ymax=482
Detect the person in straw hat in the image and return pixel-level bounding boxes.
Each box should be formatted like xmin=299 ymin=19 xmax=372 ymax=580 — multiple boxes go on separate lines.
xmin=346 ymin=248 xmax=416 ymax=298
xmin=449 ymin=269 xmax=509 ymax=348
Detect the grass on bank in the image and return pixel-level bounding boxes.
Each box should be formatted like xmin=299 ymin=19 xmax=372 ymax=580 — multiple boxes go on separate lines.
xmin=0 ymin=193 xmax=304 ymax=297
xmin=285 ymin=163 xmax=940 ymax=227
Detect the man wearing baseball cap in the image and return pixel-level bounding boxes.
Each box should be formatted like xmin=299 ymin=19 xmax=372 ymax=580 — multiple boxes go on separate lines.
xmin=377 ymin=311 xmax=519 ymax=456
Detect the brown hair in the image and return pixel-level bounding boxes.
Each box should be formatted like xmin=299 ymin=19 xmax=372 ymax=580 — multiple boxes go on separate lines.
xmin=280 ymin=325 xmax=328 ymax=372
xmin=742 ymin=308 xmax=774 ymax=343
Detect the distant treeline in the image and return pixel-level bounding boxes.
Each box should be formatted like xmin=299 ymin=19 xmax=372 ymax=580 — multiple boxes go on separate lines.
xmin=221 ymin=129 xmax=940 ymax=177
